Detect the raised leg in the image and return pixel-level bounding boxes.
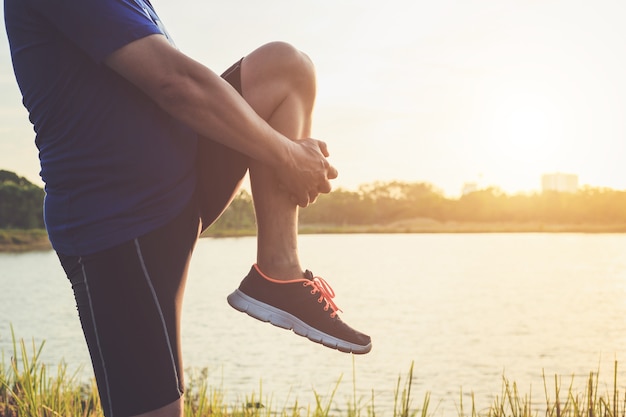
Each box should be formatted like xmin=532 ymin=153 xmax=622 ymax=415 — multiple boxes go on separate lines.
xmin=240 ymin=42 xmax=317 ymax=281
xmin=227 ymin=42 xmax=372 ymax=354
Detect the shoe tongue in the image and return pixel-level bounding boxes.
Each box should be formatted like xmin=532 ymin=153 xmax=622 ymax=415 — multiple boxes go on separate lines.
xmin=303 ymin=270 xmax=314 ymax=280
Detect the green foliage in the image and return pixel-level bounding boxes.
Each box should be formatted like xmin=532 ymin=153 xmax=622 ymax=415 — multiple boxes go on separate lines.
xmin=217 ymin=181 xmax=626 ymax=233
xmin=0 ymin=170 xmax=44 ymax=229
xmin=204 ymin=189 xmax=257 ymax=236
xmin=451 ymin=186 xmax=626 ymax=225
xmin=0 ymin=326 xmax=101 ymax=417
xmin=4 ymin=165 xmax=626 ymax=236
xmin=300 ymin=182 xmax=449 ymax=226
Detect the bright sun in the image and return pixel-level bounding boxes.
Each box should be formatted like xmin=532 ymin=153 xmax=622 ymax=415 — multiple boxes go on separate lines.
xmin=492 ymin=92 xmax=564 ymax=162
xmin=479 ymin=81 xmax=569 ymax=193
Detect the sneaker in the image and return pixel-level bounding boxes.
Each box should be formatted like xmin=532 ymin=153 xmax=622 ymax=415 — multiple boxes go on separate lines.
xmin=227 ymin=264 xmax=372 ymax=354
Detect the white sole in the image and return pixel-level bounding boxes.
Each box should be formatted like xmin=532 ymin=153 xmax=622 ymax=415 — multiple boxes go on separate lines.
xmin=227 ymin=289 xmax=371 ymax=354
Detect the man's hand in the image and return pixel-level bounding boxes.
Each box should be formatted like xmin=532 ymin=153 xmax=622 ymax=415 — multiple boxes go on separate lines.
xmin=278 ymin=138 xmax=338 ymax=208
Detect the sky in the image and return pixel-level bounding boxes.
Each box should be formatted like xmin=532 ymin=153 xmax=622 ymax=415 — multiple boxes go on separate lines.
xmin=1 ymin=0 xmax=625 ymax=197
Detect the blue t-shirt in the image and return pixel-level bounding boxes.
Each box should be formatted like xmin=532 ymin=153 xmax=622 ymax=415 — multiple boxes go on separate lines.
xmin=4 ymin=0 xmax=198 ymax=255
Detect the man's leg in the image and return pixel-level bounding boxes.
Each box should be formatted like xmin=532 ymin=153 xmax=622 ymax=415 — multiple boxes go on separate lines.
xmin=240 ymin=41 xmax=315 ymax=280
xmin=227 ymin=42 xmax=372 ymax=354
xmin=132 ymin=398 xmax=183 ymax=417
xmin=58 ymin=198 xmax=199 ymax=417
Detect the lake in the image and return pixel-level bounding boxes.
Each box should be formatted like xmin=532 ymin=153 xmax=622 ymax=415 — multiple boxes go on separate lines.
xmin=1 ymin=233 xmax=626 ymax=414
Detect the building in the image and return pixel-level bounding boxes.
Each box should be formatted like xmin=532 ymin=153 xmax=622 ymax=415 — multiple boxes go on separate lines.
xmin=541 ymin=172 xmax=578 ymax=193
xmin=461 ymin=182 xmax=478 ymax=195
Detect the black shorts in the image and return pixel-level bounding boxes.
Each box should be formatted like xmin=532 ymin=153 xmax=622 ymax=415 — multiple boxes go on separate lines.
xmin=196 ymin=58 xmax=249 ymax=232
xmin=57 ymin=60 xmax=248 ymax=417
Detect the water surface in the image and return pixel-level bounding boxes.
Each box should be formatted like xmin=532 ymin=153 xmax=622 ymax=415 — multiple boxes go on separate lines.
xmin=1 ymin=233 xmax=625 ymax=413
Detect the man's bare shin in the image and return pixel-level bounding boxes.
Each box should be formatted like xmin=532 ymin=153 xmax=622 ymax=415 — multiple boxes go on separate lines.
xmin=249 ymin=93 xmax=310 ymax=280
xmin=250 ymin=161 xmax=302 ymax=280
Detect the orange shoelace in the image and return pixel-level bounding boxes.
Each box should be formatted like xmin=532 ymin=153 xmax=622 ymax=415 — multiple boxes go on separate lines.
xmin=253 ymin=264 xmax=343 ymax=318
xmin=303 ymin=276 xmax=342 ymax=318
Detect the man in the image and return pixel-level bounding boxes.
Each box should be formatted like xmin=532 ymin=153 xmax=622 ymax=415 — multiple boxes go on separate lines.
xmin=4 ymin=0 xmax=371 ymax=416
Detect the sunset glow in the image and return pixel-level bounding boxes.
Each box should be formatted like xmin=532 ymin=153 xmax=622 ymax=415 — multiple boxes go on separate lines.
xmin=1 ymin=0 xmax=625 ymax=196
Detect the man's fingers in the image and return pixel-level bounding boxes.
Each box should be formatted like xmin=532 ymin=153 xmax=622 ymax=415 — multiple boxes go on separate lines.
xmin=298 ymin=196 xmax=310 ymax=207
xmin=294 ymin=190 xmax=309 ymax=207
xmin=317 ymin=140 xmax=330 ymax=157
xmin=279 ymin=182 xmax=307 ymax=207
xmin=318 ymin=178 xmax=332 ymax=194
xmin=278 ymin=137 xmax=337 ymax=206
xmin=327 ymin=164 xmax=338 ymax=180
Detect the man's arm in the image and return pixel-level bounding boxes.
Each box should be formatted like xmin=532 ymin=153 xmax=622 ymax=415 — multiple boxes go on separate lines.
xmin=105 ymin=34 xmax=335 ymax=206
xmin=105 ymin=35 xmax=289 ymax=167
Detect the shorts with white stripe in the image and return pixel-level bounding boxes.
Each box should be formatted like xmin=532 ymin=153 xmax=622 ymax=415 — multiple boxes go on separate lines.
xmin=57 ymin=197 xmax=199 ymax=417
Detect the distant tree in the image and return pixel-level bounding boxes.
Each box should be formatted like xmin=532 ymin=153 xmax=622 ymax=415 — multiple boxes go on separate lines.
xmin=0 ymin=170 xmax=45 ymax=229
xmin=0 ymin=170 xmax=23 ymax=184
xmin=300 ymin=188 xmax=373 ymax=225
xmin=302 ymin=181 xmax=626 ymax=227
xmin=207 ymin=189 xmax=256 ymax=233
xmin=6 ymin=169 xmax=625 ymax=234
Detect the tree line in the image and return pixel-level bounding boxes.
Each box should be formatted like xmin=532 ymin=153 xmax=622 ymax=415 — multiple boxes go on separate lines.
xmin=217 ymin=181 xmax=626 ymax=229
xmin=0 ymin=170 xmax=45 ymax=229
xmin=2 ymin=169 xmax=626 ymax=231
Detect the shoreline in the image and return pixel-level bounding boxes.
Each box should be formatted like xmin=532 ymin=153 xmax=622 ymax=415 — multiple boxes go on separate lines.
xmin=3 ymin=223 xmax=626 ymax=253
xmin=0 ymin=229 xmax=52 ymax=252
xmin=297 ymin=221 xmax=626 ymax=235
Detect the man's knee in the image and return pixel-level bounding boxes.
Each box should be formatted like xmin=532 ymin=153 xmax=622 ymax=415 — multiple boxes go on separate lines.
xmin=266 ymin=41 xmax=314 ymax=78
xmin=245 ymin=41 xmax=316 ymax=97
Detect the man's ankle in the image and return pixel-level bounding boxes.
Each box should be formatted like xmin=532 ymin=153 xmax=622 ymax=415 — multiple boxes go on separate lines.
xmin=255 ymin=261 xmax=303 ymax=281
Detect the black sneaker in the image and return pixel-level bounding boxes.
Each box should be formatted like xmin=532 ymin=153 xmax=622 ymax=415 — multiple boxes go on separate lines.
xmin=227 ymin=264 xmax=372 ymax=354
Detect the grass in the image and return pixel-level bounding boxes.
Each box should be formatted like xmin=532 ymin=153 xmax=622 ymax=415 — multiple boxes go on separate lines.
xmin=1 ymin=331 xmax=626 ymax=417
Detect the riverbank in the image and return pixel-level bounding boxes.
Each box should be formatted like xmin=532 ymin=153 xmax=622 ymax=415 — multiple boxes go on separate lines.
xmin=0 ymin=229 xmax=51 ymax=252
xmin=298 ymin=220 xmax=626 ymax=234
xmin=205 ymin=220 xmax=626 ymax=237
xmin=3 ymin=222 xmax=626 ymax=252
